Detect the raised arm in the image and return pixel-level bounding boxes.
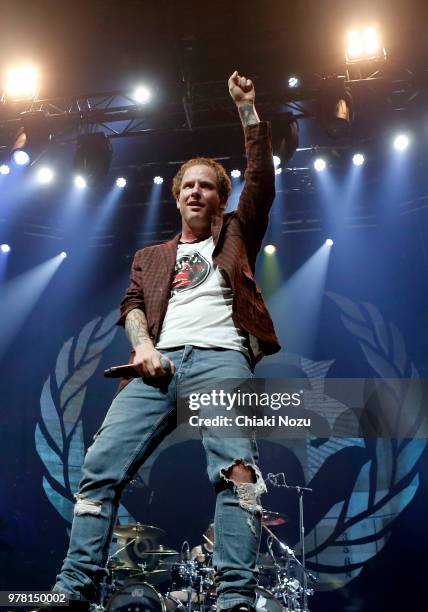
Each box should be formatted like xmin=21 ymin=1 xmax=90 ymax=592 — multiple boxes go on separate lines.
xmin=228 ymin=71 xmax=275 ymax=267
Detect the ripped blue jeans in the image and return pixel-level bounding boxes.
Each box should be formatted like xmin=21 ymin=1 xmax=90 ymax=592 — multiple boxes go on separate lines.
xmin=54 ymin=346 xmax=266 ymax=611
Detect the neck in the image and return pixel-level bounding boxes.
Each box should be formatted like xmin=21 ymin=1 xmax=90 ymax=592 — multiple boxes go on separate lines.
xmin=181 ymin=223 xmax=211 ymax=243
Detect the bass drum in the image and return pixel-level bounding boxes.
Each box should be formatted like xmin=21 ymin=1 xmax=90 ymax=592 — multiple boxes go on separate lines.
xmin=106 ymin=581 xmax=178 ymax=612
xmin=255 ymin=587 xmax=285 ymax=612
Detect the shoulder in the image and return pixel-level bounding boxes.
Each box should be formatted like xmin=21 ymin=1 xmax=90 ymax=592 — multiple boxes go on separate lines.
xmin=134 ymin=235 xmax=180 ymax=261
xmin=222 ymin=211 xmax=238 ymax=225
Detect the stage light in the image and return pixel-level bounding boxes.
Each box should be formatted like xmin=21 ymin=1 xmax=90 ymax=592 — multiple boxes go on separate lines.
xmin=231 ymin=169 xmax=241 ymax=178
xmin=9 ymin=112 xmax=52 ymax=169
xmin=12 ymin=150 xmax=30 ymax=166
xmin=314 ymin=158 xmax=326 ymax=172
xmin=5 ymin=65 xmax=38 ymax=100
xmin=273 ymin=155 xmax=281 ymax=168
xmin=153 ymin=176 xmax=164 ymax=185
xmin=116 ymin=177 xmax=127 ymax=188
xmin=275 ymin=168 xmax=282 ymax=175
xmin=1 ymin=244 xmax=11 ymax=253
xmin=133 ymin=85 xmax=151 ymax=104
xmin=74 ymin=175 xmax=87 ymax=189
xmin=0 ymin=164 xmax=10 ymax=175
xmin=346 ymin=31 xmax=362 ymax=60
xmin=319 ymin=76 xmax=353 ymax=138
xmin=60 ymin=251 xmax=67 ymax=259
xmin=37 ymin=167 xmax=54 ymax=184
xmin=264 ymin=244 xmax=276 ymax=255
xmin=326 ymin=239 xmax=334 ymax=247
xmin=346 ymin=27 xmax=384 ymax=62
xmin=288 ymin=76 xmax=300 ymax=88
xmin=364 ymin=27 xmax=381 ymax=55
xmin=352 ymin=153 xmax=365 ymax=166
xmin=74 ymin=133 xmax=112 ymax=184
xmin=393 ymin=134 xmax=409 ymax=151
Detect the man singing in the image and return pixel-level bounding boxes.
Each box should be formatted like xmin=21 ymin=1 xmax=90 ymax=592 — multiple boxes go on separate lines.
xmin=53 ymin=70 xmax=281 ymax=612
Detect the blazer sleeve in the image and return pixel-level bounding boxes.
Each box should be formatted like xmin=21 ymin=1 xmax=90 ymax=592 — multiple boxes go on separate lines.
xmin=236 ymin=121 xmax=276 ymax=267
xmin=116 ymin=251 xmax=145 ymax=327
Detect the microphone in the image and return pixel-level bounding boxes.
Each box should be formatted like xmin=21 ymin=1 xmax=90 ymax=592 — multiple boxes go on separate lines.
xmin=104 ymin=356 xmax=172 ymax=378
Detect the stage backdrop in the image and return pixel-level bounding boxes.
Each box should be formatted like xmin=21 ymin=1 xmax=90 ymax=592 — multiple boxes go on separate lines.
xmin=1 ymin=219 xmax=427 ymax=612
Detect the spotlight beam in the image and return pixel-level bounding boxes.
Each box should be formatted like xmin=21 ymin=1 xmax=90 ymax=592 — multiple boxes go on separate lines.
xmin=0 ymin=254 xmax=65 ymax=358
xmin=268 ymin=243 xmax=332 ymax=358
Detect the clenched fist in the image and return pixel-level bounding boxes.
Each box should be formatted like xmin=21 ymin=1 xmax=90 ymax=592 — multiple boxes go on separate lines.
xmin=228 ymin=70 xmax=255 ymax=106
xmin=133 ymin=343 xmax=175 ymax=378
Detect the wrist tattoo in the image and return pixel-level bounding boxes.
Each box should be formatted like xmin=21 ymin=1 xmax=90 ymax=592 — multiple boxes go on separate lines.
xmin=125 ymin=309 xmax=151 ymax=348
xmin=238 ymin=103 xmax=260 ymax=127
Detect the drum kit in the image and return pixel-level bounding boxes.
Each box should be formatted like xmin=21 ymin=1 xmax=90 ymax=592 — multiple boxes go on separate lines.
xmin=95 ymin=509 xmax=315 ymax=612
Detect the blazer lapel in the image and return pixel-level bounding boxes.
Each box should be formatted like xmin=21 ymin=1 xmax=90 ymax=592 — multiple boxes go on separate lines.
xmin=211 ymin=213 xmax=224 ymax=246
xmin=160 ymin=233 xmax=180 ymax=270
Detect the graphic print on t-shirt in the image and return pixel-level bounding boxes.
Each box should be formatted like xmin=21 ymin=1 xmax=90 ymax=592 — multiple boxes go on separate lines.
xmin=171 ymin=251 xmax=210 ymax=295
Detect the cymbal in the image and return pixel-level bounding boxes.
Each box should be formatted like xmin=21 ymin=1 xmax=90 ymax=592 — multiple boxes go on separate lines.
xmin=113 ymin=523 xmax=165 ymax=539
xmin=111 ymin=566 xmax=170 ymax=576
xmin=140 ymin=548 xmax=178 ymax=556
xmin=107 ymin=559 xmax=128 ymax=569
xmin=261 ymin=511 xmax=288 ymax=526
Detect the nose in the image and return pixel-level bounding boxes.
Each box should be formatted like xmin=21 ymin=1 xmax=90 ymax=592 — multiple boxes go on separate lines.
xmin=190 ymin=182 xmax=202 ymax=197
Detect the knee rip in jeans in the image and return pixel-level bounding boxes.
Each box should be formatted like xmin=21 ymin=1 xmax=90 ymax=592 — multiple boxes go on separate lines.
xmin=74 ymin=494 xmax=102 ymax=516
xmin=220 ymin=460 xmax=266 ymax=534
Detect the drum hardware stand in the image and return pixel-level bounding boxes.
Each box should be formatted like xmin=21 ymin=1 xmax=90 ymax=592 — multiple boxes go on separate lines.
xmin=179 ymin=541 xmax=197 ymax=612
xmin=110 ymin=536 xmax=138 ymax=561
xmin=262 ymin=526 xmax=316 ymax=583
xmin=93 ymin=538 xmax=138 ymax=611
xmin=266 ymin=534 xmax=289 ymax=579
xmin=266 ymin=474 xmax=316 ymax=612
xmin=99 ymin=538 xmax=148 ymax=609
xmin=285 ymin=482 xmax=313 ymax=612
xmin=107 ymin=537 xmax=149 ymax=572
xmin=202 ymin=533 xmax=214 ymax=550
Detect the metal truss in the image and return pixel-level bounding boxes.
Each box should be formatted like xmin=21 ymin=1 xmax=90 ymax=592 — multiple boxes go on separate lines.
xmin=0 ymin=60 xmax=426 ymax=144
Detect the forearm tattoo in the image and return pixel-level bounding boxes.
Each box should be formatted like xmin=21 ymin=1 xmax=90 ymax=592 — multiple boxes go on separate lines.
xmin=238 ymin=103 xmax=260 ymax=127
xmin=125 ymin=308 xmax=152 ymax=348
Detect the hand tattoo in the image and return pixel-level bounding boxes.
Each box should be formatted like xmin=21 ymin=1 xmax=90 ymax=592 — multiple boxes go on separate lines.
xmin=125 ymin=309 xmax=152 ymax=348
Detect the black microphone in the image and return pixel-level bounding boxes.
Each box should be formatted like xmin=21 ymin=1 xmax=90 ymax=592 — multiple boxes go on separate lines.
xmin=104 ymin=356 xmax=172 ymax=378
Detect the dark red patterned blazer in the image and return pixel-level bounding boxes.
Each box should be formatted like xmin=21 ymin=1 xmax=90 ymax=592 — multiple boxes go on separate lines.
xmin=116 ymin=121 xmax=281 ymax=392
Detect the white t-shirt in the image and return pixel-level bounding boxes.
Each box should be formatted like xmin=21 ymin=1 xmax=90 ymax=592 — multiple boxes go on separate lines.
xmin=156 ymin=236 xmax=248 ymax=354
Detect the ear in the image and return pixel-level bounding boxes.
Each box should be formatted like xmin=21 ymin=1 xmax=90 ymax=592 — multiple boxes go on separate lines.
xmin=220 ymin=198 xmax=228 ymax=211
xmin=176 ymin=199 xmax=180 ymax=210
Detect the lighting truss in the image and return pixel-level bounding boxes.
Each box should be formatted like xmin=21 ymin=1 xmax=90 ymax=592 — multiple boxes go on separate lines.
xmin=0 ymin=62 xmax=425 ymax=142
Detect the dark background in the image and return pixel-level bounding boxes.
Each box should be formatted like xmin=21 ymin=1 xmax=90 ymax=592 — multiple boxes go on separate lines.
xmin=1 ymin=2 xmax=428 ymax=611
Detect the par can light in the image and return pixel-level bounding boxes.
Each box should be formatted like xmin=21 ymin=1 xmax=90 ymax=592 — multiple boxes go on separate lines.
xmin=264 ymin=244 xmax=276 ymax=255
xmin=13 ymin=150 xmax=30 ymax=166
